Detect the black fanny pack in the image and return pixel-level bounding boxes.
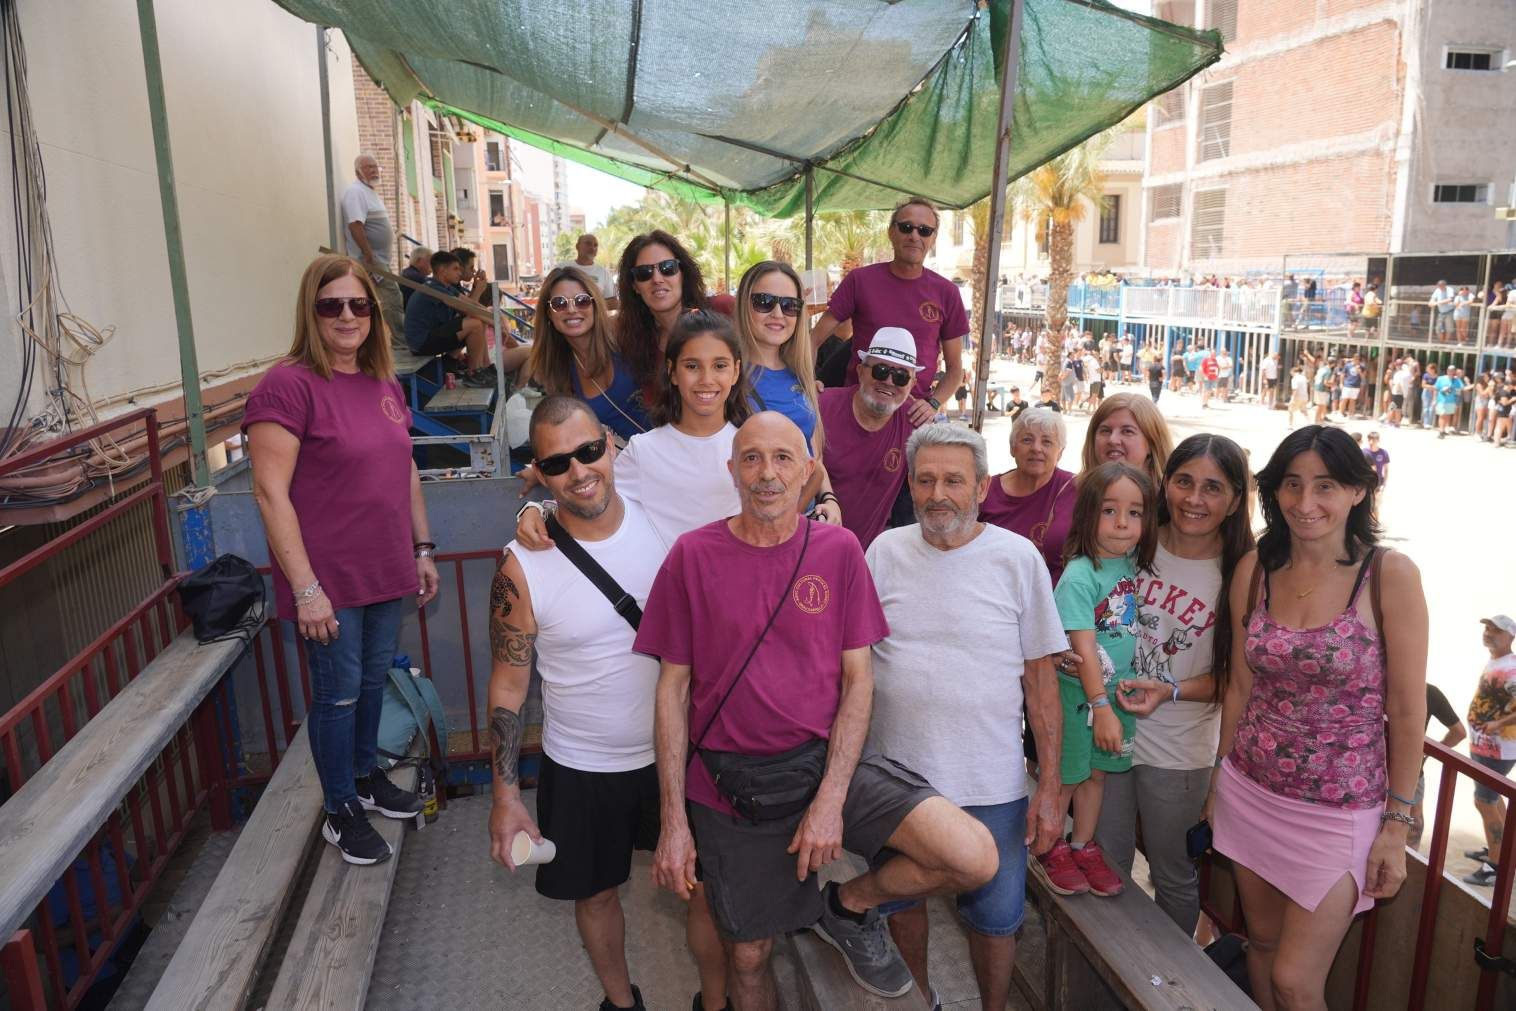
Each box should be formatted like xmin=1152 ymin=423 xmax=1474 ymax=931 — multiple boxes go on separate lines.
xmin=699 ymin=738 xmax=827 ymax=823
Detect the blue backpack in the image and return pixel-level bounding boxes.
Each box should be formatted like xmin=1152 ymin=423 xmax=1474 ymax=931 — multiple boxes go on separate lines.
xmin=377 ymin=664 xmax=448 ymax=770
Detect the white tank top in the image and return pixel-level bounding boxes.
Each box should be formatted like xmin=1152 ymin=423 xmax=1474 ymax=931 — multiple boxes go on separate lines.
xmin=508 ymin=499 xmax=668 ymax=772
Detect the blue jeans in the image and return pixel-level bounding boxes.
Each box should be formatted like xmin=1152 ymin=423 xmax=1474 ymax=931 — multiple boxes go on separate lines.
xmin=303 ymin=598 xmax=404 ymax=811
xmin=1420 ymin=389 xmax=1435 ymax=424
xmin=878 ymin=798 xmax=1028 ymax=936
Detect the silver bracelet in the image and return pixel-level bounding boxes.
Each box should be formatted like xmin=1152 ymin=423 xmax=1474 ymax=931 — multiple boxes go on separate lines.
xmin=1380 ymin=810 xmax=1414 ymax=828
xmin=294 ymin=580 xmax=323 ymax=604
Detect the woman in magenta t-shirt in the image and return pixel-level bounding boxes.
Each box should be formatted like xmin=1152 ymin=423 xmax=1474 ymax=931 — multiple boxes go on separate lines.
xmin=244 ymin=254 xmax=440 ymax=867
xmin=979 ymin=407 xmax=1077 ymax=586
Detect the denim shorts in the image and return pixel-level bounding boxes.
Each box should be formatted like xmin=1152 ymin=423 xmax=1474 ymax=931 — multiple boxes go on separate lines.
xmin=878 ymin=797 xmax=1028 ymax=936
xmin=1473 ymin=754 xmax=1516 ymax=804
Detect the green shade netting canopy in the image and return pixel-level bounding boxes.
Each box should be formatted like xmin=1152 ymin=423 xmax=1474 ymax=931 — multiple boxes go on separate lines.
xmin=274 ymin=0 xmax=1220 ymax=216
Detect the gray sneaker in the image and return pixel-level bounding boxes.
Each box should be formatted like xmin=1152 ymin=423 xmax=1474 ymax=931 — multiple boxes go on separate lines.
xmin=810 ymin=885 xmax=914 ymax=998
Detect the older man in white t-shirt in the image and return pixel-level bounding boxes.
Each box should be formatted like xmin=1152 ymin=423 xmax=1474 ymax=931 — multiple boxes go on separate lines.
xmin=487 ymin=395 xmax=726 ymax=1011
xmin=865 ymin=423 xmax=1066 ymax=1011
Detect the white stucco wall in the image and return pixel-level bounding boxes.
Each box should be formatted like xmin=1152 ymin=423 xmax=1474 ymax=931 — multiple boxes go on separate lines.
xmin=0 ymin=0 xmax=358 ymax=422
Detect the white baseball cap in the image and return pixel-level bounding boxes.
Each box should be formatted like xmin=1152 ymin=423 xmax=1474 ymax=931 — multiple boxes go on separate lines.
xmin=857 ymin=326 xmax=924 ymax=372
xmin=1483 ymin=615 xmax=1516 ymax=637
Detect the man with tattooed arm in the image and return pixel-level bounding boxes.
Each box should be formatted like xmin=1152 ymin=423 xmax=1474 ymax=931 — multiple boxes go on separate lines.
xmin=486 ymin=396 xmax=727 ymax=1011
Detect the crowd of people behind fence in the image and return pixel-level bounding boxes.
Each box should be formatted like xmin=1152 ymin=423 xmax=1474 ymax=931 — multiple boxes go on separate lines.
xmin=237 ymin=180 xmax=1447 ymax=1011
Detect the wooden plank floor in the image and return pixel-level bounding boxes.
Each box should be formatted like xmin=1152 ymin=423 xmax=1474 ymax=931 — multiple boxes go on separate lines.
xmin=262 ymin=765 xmax=420 ymax=1011
xmin=143 ymin=726 xmax=322 ymax=1011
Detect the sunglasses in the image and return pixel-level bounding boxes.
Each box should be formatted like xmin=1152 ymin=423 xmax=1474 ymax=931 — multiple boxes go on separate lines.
xmin=631 ymin=258 xmax=681 ymax=283
xmin=548 ymin=293 xmax=595 ymax=313
xmin=894 ymin=221 xmax=936 ymax=238
xmin=536 ymin=437 xmax=608 ymax=477
xmin=749 ymin=292 xmax=803 ymax=318
xmin=313 ymin=297 xmax=374 ymax=318
xmin=870 ymin=363 xmax=913 ymax=387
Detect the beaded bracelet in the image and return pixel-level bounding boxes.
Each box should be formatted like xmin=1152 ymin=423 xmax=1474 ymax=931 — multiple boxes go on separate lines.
xmin=1380 ymin=810 xmax=1415 ymax=828
xmin=294 ymin=580 xmax=323 ymax=604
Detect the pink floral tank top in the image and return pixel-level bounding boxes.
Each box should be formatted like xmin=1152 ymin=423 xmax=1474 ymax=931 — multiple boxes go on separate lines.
xmin=1233 ymin=551 xmax=1386 ymax=809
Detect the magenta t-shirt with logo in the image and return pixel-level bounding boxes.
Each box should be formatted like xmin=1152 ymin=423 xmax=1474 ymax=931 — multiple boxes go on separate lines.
xmin=633 ymin=518 xmax=889 ymax=815
xmin=819 ymin=387 xmax=916 ymax=550
xmin=242 ymin=361 xmax=418 ymax=619
xmin=829 ymin=261 xmax=969 ymax=399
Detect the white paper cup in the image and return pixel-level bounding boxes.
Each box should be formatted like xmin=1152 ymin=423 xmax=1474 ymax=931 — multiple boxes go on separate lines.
xmin=511 ymin=831 xmax=556 ymax=867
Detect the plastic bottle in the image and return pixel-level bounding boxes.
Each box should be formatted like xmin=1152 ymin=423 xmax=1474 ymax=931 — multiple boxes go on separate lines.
xmin=418 ymin=764 xmax=439 ymax=824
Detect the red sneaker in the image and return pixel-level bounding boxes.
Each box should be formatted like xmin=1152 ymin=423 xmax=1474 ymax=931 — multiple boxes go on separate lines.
xmin=1070 ymin=841 xmax=1125 ymax=896
xmin=1033 ymin=839 xmax=1090 ymax=896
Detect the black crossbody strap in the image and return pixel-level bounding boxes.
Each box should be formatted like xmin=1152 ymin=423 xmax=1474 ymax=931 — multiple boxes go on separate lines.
xmin=692 ymin=519 xmax=811 ymax=752
xmin=545 ymin=513 xmax=642 ymax=630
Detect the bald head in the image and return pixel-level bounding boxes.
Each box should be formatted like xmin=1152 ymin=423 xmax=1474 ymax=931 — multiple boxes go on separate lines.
xmin=729 ymin=412 xmax=813 ymax=524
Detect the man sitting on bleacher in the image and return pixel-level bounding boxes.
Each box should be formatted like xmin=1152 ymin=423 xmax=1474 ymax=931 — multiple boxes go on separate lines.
xmin=402 ymin=250 xmax=495 ymax=388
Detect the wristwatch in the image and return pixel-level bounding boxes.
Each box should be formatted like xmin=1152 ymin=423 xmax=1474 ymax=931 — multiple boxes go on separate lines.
xmin=926 ymin=396 xmax=941 ymax=409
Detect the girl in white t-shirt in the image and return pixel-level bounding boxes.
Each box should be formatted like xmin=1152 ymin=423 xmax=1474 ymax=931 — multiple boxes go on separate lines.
xmin=1094 ymin=434 xmax=1256 ymax=935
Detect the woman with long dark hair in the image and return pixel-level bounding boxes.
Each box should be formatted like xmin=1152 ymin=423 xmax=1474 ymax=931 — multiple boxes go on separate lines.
xmin=525 ymin=265 xmax=650 ymax=440
xmin=1207 ymin=425 xmax=1426 ymax=1009
xmin=1096 ymin=434 xmax=1255 ymax=935
xmin=615 ymin=230 xmax=709 ymax=407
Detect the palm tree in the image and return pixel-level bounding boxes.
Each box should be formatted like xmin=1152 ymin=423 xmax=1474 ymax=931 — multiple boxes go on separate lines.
xmin=1009 ymin=130 xmax=1116 ymax=400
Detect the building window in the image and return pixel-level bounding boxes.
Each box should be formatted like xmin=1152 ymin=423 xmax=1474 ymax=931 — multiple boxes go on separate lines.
xmin=1098 ymin=195 xmax=1121 ymax=244
xmin=1036 ymin=215 xmax=1051 ymax=256
xmin=492 ymin=243 xmax=513 ymax=281
xmin=1432 ymin=183 xmax=1490 ymax=204
xmin=1153 ymin=88 xmax=1185 ymax=128
xmin=485 ymin=141 xmax=504 ymax=172
xmin=952 ymin=211 xmax=966 ymax=246
xmin=1150 ymin=184 xmax=1182 ymax=220
xmin=1445 ymin=48 xmax=1498 ymax=71
xmin=1191 ymin=189 xmax=1226 ymax=258
xmin=1197 ymin=81 xmax=1233 ymax=162
xmin=1208 ymin=0 xmax=1237 ymax=42
xmin=489 ymin=191 xmax=507 ymax=225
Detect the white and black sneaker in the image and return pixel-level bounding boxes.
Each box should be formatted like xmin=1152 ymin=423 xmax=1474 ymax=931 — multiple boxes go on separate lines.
xmin=322 ymin=799 xmax=392 ymax=865
xmin=356 ymin=768 xmax=424 ymax=819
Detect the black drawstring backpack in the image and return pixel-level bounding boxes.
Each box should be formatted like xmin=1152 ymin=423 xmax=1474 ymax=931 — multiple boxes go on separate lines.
xmin=177 ymin=554 xmax=265 ymax=644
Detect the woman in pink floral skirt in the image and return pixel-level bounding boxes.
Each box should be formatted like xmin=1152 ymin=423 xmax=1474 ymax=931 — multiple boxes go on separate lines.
xmin=1205 ymin=425 xmax=1427 ymax=1011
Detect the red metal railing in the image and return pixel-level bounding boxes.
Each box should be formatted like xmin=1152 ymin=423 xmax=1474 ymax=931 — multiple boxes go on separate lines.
xmin=1200 ymin=737 xmax=1516 ymax=1011
xmin=0 ymin=410 xmax=244 ymax=1010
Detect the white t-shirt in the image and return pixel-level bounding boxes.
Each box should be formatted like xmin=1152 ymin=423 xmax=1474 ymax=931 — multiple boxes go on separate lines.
xmin=340 ymin=179 xmax=392 ymax=264
xmin=1290 ymin=373 xmax=1309 ymax=401
xmin=1132 ymin=543 xmax=1223 ymax=770
xmin=509 ymin=499 xmax=668 ymax=772
xmin=1261 ymin=356 xmax=1279 ymax=381
xmin=1216 ymin=354 xmax=1233 ymax=379
xmin=558 ymin=261 xmax=615 ymax=299
xmin=866 ymin=524 xmax=1068 ymax=807
xmin=615 ymin=423 xmax=740 ymax=546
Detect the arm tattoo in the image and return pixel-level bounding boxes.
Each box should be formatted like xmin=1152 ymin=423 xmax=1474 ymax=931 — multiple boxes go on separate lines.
xmin=490 ymin=612 xmax=535 ymax=665
xmin=489 ymin=569 xmax=520 ymax=617
xmin=489 ymin=705 xmax=523 ymax=784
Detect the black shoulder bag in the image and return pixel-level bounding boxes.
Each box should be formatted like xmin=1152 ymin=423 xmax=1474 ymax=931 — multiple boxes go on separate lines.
xmin=177 ymin=553 xmax=265 ymax=645
xmin=693 ymin=520 xmax=828 ymax=823
xmin=544 ymin=513 xmax=642 ymax=630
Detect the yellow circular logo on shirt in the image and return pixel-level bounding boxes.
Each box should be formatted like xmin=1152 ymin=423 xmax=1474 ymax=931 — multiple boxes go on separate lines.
xmin=792 ymin=574 xmax=831 ymax=615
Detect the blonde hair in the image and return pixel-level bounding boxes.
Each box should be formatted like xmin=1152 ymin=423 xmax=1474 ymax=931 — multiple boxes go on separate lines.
xmin=526 ymin=265 xmax=616 ymax=396
xmin=733 ymin=261 xmax=818 ymax=421
xmin=287 ymin=254 xmax=394 ymax=381
xmin=1080 ymin=392 xmax=1173 ymax=488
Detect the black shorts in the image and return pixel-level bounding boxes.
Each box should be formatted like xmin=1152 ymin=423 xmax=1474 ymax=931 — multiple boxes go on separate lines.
xmin=1390 ymin=393 xmax=1405 ymax=409
xmin=534 ymin=754 xmax=660 ymax=901
xmin=409 ymin=316 xmax=466 ymax=357
xmin=689 ymin=750 xmax=938 ymax=941
xmin=1089 ymin=381 xmax=1104 ymax=398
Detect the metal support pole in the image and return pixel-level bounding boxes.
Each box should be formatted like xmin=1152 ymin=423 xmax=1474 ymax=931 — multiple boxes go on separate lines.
xmin=317 ymin=27 xmax=338 ymax=251
xmin=492 ymin=281 xmax=505 ymax=474
xmin=804 ymin=165 xmax=815 ymax=271
xmin=136 ymin=0 xmax=209 ymax=488
xmin=724 ymin=199 xmax=732 ymax=292
xmin=971 ymin=0 xmax=1026 ymax=432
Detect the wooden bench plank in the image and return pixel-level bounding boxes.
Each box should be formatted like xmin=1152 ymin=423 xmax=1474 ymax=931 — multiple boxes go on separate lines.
xmin=391 ymin=351 xmax=434 ymax=377
xmin=788 ymin=931 xmax=931 ymax=1011
xmin=425 ymin=387 xmax=495 ymax=413
xmin=1028 ymin=859 xmax=1255 ymax=1011
xmin=262 ymin=764 xmax=420 ymax=1011
xmin=143 ymin=725 xmax=323 ymax=1011
xmin=0 ymin=630 xmax=247 ymax=942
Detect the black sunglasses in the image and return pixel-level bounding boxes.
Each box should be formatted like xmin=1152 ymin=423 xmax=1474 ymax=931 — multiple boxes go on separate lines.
xmin=631 ymin=258 xmax=681 ymax=283
xmin=870 ymin=363 xmax=913 ymax=387
xmin=314 ymin=297 xmax=374 ymax=318
xmin=749 ymin=292 xmax=803 ymax=318
xmin=894 ymin=221 xmax=936 ymax=238
xmin=548 ymin=293 xmax=594 ymax=313
xmin=536 ymin=438 xmax=608 ymax=477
